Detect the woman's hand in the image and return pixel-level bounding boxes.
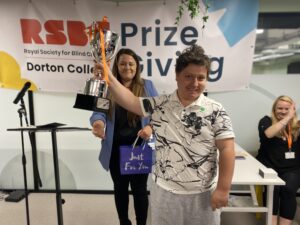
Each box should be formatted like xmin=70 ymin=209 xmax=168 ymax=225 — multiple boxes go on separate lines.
xmin=287 ymin=102 xmax=296 ymax=121
xmin=265 ymin=102 xmax=296 ymax=138
xmin=137 ymin=125 xmax=153 ymax=140
xmin=92 ymin=120 xmax=105 ymax=139
xmin=279 ymin=102 xmax=296 ymax=126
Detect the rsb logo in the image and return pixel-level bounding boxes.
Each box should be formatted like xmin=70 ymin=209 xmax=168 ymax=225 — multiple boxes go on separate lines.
xmin=20 ymin=19 xmax=107 ymax=46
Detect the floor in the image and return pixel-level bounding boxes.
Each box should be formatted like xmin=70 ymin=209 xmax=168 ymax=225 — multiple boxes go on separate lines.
xmin=0 ymin=192 xmax=132 ymax=225
xmin=0 ymin=191 xmax=299 ymax=225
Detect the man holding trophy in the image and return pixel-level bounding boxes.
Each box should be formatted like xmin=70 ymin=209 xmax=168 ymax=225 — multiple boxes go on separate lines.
xmin=92 ymin=44 xmax=235 ymax=225
xmin=86 ymin=17 xmax=158 ymax=225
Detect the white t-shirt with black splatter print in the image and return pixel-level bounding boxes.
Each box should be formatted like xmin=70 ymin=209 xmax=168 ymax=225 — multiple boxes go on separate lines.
xmin=140 ymin=91 xmax=235 ymax=194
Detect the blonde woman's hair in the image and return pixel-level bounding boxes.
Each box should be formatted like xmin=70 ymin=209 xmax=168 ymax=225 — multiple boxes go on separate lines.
xmin=271 ymin=95 xmax=300 ymax=140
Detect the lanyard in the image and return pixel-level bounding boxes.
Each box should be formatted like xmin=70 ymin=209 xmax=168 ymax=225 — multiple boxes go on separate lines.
xmin=283 ymin=123 xmax=292 ymax=151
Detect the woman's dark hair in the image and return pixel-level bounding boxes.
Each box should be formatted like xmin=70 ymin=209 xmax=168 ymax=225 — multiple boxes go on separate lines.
xmin=109 ymin=48 xmax=145 ymax=127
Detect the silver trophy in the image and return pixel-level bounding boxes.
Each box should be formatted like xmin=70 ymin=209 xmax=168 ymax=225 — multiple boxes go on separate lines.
xmin=74 ymin=18 xmax=119 ymax=112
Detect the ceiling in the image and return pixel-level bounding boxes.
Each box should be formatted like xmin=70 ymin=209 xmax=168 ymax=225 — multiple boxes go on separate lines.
xmin=254 ymin=28 xmax=300 ymax=63
xmin=254 ymin=12 xmax=300 ymax=64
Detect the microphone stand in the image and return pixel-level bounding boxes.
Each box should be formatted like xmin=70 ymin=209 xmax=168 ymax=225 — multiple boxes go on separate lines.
xmin=17 ymin=97 xmax=30 ymax=225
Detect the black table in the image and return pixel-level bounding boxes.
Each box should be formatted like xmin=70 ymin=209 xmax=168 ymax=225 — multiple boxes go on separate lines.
xmin=7 ymin=125 xmax=91 ymax=225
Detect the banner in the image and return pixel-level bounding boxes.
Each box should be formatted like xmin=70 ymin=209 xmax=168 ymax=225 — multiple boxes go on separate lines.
xmin=0 ymin=0 xmax=259 ymax=93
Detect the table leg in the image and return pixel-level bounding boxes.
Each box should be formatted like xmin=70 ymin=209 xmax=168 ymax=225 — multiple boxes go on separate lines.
xmin=51 ymin=130 xmax=64 ymax=225
xmin=266 ymin=185 xmax=274 ymax=225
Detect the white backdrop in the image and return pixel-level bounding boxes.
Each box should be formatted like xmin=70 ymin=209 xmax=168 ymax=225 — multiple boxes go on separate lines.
xmin=0 ymin=0 xmax=258 ymax=93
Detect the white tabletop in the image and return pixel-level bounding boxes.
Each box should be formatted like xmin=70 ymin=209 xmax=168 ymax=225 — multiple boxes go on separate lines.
xmin=232 ymin=144 xmax=285 ymax=186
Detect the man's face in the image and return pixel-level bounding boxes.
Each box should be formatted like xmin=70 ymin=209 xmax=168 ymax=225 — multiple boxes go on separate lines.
xmin=176 ymin=64 xmax=207 ymax=106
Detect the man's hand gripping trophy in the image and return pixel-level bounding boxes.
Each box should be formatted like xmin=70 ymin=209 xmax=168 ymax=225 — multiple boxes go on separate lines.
xmin=73 ymin=16 xmax=119 ymax=112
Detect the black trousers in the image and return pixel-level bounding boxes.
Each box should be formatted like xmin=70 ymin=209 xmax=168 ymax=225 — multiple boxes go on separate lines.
xmin=109 ymin=147 xmax=149 ymax=225
xmin=272 ymin=168 xmax=300 ymax=220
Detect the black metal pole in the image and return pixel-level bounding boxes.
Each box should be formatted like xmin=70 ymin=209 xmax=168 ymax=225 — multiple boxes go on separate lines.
xmin=28 ymin=91 xmax=42 ymax=190
xmin=18 ymin=98 xmax=30 ymax=225
xmin=51 ymin=129 xmax=64 ymax=225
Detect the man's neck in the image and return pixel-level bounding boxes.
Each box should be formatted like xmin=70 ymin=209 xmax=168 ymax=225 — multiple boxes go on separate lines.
xmin=176 ymin=91 xmax=200 ymax=107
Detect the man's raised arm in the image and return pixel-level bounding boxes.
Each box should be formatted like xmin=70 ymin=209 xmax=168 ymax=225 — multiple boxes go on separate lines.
xmin=95 ymin=63 xmax=144 ymax=116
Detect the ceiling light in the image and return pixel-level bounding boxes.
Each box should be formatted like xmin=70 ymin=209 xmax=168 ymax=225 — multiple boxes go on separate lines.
xmin=256 ymin=29 xmax=264 ymax=34
xmin=253 ymin=52 xmax=295 ymax=62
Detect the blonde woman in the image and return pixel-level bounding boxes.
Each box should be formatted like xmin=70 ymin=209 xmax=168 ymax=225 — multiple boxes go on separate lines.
xmin=257 ymin=95 xmax=300 ymax=225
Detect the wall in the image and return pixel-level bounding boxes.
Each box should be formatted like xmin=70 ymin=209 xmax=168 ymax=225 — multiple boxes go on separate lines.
xmin=210 ymin=74 xmax=300 ymax=155
xmin=0 ymin=89 xmax=112 ymax=190
xmin=1 ymin=74 xmax=300 ymax=191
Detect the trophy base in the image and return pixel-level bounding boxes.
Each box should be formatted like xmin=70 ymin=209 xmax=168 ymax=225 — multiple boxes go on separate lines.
xmin=73 ymin=93 xmax=110 ymax=112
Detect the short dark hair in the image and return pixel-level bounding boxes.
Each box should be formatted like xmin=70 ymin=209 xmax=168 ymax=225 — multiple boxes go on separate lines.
xmin=175 ymin=44 xmax=211 ymax=76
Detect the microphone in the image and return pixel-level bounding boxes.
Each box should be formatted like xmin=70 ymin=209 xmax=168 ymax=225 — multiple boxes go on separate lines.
xmin=13 ymin=82 xmax=31 ymax=104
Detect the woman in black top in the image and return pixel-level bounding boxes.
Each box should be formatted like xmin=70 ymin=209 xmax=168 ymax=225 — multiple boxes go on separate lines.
xmin=91 ymin=49 xmax=158 ymax=225
xmin=257 ymin=95 xmax=300 ymax=225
